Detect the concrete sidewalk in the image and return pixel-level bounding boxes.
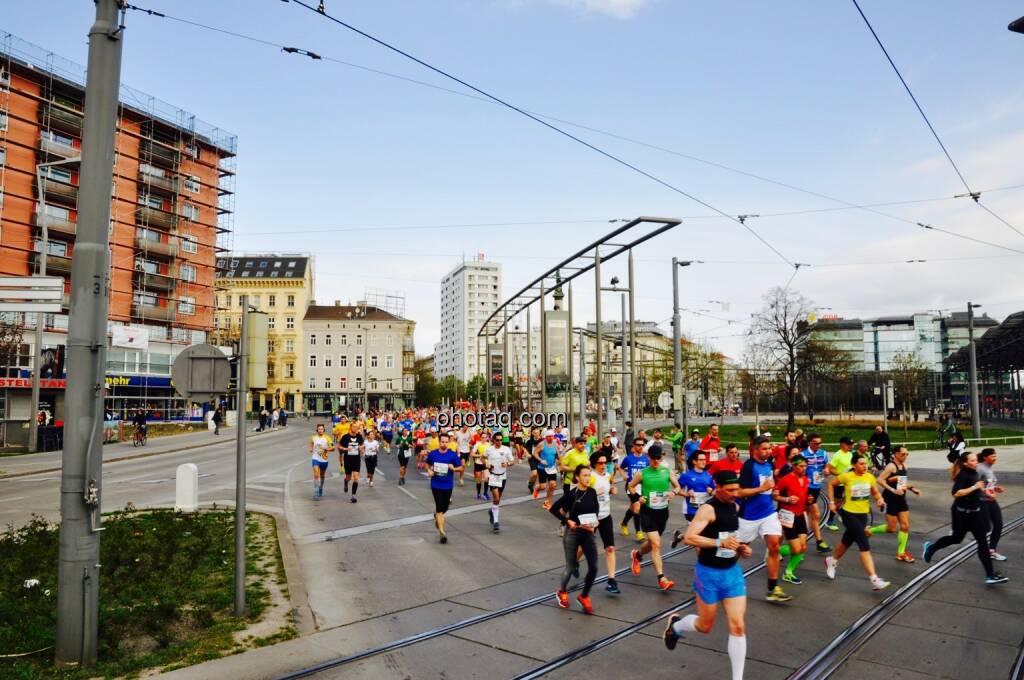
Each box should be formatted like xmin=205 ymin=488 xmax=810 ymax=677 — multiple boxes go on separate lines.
xmin=0 ymin=420 xmax=293 ymax=478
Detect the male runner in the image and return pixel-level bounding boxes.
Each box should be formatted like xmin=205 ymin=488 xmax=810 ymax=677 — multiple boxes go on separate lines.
xmin=338 ymin=422 xmax=365 ymax=503
xmin=561 ymin=436 xmax=591 ymax=497
xmin=472 ymin=431 xmax=492 ymax=500
xmin=426 ymin=439 xmax=464 ymax=544
xmin=708 ymin=443 xmax=743 ymax=476
xmin=629 ymin=445 xmax=681 ymax=591
xmin=773 ymin=454 xmax=810 ymax=584
xmin=825 ymin=436 xmax=855 ymax=530
xmin=486 ymin=435 xmax=516 ymax=532
xmin=737 ymin=435 xmax=791 ymax=603
xmin=533 ymin=430 xmax=562 ymax=509
xmin=801 ymin=433 xmax=832 ymax=553
xmin=700 ymin=423 xmax=722 ymax=461
xmin=456 ymin=424 xmax=472 ymax=487
xmin=395 ymin=426 xmax=413 ymax=485
xmin=619 ymin=438 xmax=650 ymax=540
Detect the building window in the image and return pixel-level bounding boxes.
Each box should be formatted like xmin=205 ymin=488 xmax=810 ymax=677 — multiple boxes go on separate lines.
xmin=185 ymin=142 xmax=199 ymax=159
xmin=138 ymin=194 xmax=162 ymax=209
xmin=339 ymin=355 xmax=347 ymax=367
xmin=387 ymin=379 xmax=393 ymax=391
xmin=385 ymin=355 xmax=394 ymax=369
xmin=309 ymin=355 xmax=317 ymax=367
xmin=133 ymin=291 xmax=157 ymax=307
xmin=308 ymin=376 xmax=316 ymax=389
xmin=180 ymin=264 xmax=197 ymax=283
xmin=355 ymin=377 xmax=362 ymax=389
xmin=355 ymin=355 xmax=363 ymax=368
xmin=44 ymin=204 xmax=71 ymax=221
xmin=268 ymin=294 xmax=276 ymax=307
xmin=285 ymin=339 xmax=294 ymax=353
xmin=356 ymin=334 xmax=363 ymax=346
xmin=387 ymin=335 xmax=394 ymax=346
xmin=325 ymin=334 xmax=331 ymax=346
xmin=180 ymin=233 xmax=198 ymax=253
xmin=370 ymin=355 xmax=379 ymax=368
xmin=0 ymin=148 xmax=5 ymax=166
xmin=178 ymin=296 xmax=196 ymax=315
xmin=286 ymin=316 xmax=294 ymax=329
xmin=267 ymin=362 xmax=275 ymax=378
xmin=370 ymin=334 xmax=378 ymax=346
xmin=324 ymin=355 xmax=332 ymax=367
xmin=286 ymin=362 xmax=295 ymax=378
xmin=181 ymin=203 xmax=200 ymax=221
xmin=324 ymin=377 xmax=331 ymax=390
xmin=41 ymin=166 xmax=72 ymax=183
xmin=340 ymin=334 xmax=347 ymax=346
xmin=251 ymin=294 xmax=260 ymax=307
xmin=135 ymin=258 xmax=159 ymax=274
xmin=268 ymin=340 xmax=275 ymax=354
xmin=184 ymin=175 xmax=201 ymax=193
xmin=310 ymin=334 xmax=317 ymax=346
xmin=339 ymin=377 xmax=347 ymax=389
xmin=0 ymin=110 xmax=7 ymax=131
xmin=268 ymin=316 xmax=276 ymax=330
xmin=287 ymin=294 xmax=295 ymax=307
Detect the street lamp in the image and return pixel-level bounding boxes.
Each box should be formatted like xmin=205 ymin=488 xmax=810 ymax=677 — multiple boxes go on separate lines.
xmin=599 ymin=276 xmax=631 ymax=431
xmin=29 ymin=156 xmax=81 ymax=453
xmin=672 ymin=259 xmax=693 ymax=433
xmin=1010 ymin=15 xmax=1024 ymax=33
xmin=967 ymin=302 xmax=983 ymax=439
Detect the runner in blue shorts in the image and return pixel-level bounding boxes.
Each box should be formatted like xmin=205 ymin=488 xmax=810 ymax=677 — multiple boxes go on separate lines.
xmin=664 ymin=470 xmax=752 ymax=680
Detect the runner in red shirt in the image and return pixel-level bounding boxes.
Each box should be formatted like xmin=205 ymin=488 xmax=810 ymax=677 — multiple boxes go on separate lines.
xmin=707 ymin=443 xmax=742 ymax=476
xmin=773 ymin=455 xmax=810 ymax=585
xmin=699 ymin=423 xmax=722 ymax=462
xmin=772 ymin=430 xmax=797 ymax=472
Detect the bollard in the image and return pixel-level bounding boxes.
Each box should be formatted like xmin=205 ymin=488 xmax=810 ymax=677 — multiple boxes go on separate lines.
xmin=175 ymin=463 xmax=199 ymax=512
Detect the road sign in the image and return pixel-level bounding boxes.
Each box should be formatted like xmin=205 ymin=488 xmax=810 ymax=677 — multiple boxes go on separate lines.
xmin=0 ymin=276 xmax=64 ymax=313
xmin=172 ymin=344 xmax=231 ymax=404
xmin=657 ymin=391 xmax=672 ymax=410
xmin=610 ymin=394 xmax=622 ymax=410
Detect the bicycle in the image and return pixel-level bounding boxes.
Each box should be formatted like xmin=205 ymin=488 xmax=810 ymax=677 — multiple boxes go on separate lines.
xmin=133 ymin=426 xmax=147 ymax=447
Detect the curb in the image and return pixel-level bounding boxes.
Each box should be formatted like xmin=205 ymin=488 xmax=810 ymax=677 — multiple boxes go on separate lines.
xmin=0 ymin=426 xmax=294 ymax=480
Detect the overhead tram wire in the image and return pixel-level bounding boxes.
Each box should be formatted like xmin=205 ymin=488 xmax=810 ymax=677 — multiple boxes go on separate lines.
xmin=274 ymin=0 xmax=796 ymax=268
xmin=121 ymin=4 xmax=1024 ymax=257
xmin=850 ymin=0 xmax=1024 ymax=240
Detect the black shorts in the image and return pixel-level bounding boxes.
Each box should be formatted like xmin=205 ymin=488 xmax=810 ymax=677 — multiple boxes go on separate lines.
xmin=684 ymin=512 xmax=695 ymax=522
xmin=528 ymin=457 xmax=538 ymax=471
xmin=834 ymin=485 xmax=846 ymax=506
xmin=538 ymin=467 xmax=558 ymax=483
xmin=597 ymin=515 xmax=615 ymax=548
xmin=344 ymin=455 xmax=361 ymax=474
xmin=460 ymin=451 xmax=470 ymax=463
xmin=884 ymin=491 xmax=909 ymax=515
xmin=783 ymin=514 xmax=809 ymax=541
xmin=364 ymin=456 xmax=377 ymax=476
xmin=839 ymin=510 xmax=871 ymax=551
xmin=432 ymin=487 xmax=453 ymax=514
xmin=640 ymin=506 xmax=670 ymax=535
xmin=807 ymin=488 xmax=822 ymax=504
xmin=398 ymin=451 xmax=411 ymax=466
xmin=627 ymin=491 xmax=641 ymax=505
xmin=474 ymin=462 xmax=487 ymax=473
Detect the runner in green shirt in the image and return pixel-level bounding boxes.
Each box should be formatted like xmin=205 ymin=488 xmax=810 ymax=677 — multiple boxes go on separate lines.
xmin=667 ymin=423 xmax=686 ymax=472
xmin=825 ymin=436 xmax=855 ymax=529
xmin=396 ymin=428 xmax=414 ymax=486
xmin=628 ymin=445 xmax=682 ymax=591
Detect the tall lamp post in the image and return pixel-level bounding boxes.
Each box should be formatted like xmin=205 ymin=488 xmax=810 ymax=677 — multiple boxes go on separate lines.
xmin=671 ymin=259 xmax=692 ymax=434
xmin=29 ymin=156 xmax=81 ymax=453
xmin=967 ymin=302 xmax=983 ymax=439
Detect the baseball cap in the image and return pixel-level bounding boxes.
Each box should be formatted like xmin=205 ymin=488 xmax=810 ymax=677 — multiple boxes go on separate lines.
xmin=691 ymin=429 xmax=700 ymax=435
xmin=574 ymin=435 xmax=587 ymax=444
xmin=839 ymin=436 xmax=854 ymax=445
xmin=544 ymin=429 xmax=555 ymax=437
xmin=611 ymin=427 xmax=617 ymax=432
xmin=763 ymin=431 xmax=772 ymax=438
xmin=713 ymin=470 xmax=740 ymax=486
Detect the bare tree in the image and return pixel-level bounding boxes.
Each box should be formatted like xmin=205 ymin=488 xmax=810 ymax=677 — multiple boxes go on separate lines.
xmin=0 ymin=316 xmax=26 ymax=378
xmin=740 ymin=340 xmax=776 ymax=433
xmin=887 ymin=351 xmax=930 ymax=438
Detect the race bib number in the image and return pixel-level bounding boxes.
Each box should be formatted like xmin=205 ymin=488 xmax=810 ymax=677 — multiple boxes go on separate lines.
xmin=716 ymin=531 xmax=737 ymax=559
xmin=778 ymin=509 xmax=795 ymax=528
xmin=544 ymin=466 xmax=558 ymax=475
xmin=896 ymin=475 xmax=907 ymax=491
xmin=851 ymin=482 xmax=871 ymax=500
xmin=432 ymin=462 xmax=449 ymax=475
xmin=812 ymin=470 xmax=824 ymax=485
xmin=691 ymin=491 xmax=708 ymax=507
xmin=577 ymin=513 xmax=598 ymax=528
xmin=649 ymin=491 xmax=669 ymax=509
xmin=708 ymin=451 xmax=719 ymax=462
xmin=759 ymin=474 xmax=773 ymax=495
xmin=597 ymin=493 xmax=611 ymax=517
xmin=488 ymin=473 xmax=506 ymax=488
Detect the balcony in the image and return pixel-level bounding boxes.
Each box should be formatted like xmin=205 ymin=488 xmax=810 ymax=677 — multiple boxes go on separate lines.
xmin=132 ymin=302 xmax=175 ymax=322
xmin=38 ymin=178 xmax=79 ymax=205
xmin=139 ymin=139 xmax=180 ymax=168
xmin=30 ymin=251 xmax=73 ymax=275
xmin=133 ymin=270 xmax=175 ymax=292
xmin=31 ymin=212 xmax=77 ymax=238
xmin=135 ymin=235 xmax=178 ymax=259
xmin=136 ymin=205 xmax=178 ymax=230
xmin=138 ymin=168 xmax=176 ymax=196
xmin=38 ymin=104 xmax=83 ymax=136
xmin=38 ymin=134 xmax=78 ymax=159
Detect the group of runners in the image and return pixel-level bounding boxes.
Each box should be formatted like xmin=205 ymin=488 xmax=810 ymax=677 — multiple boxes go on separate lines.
xmin=305 ymin=410 xmax=1010 ymax=680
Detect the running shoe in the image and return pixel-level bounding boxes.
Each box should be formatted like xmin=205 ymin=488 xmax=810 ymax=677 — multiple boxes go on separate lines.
xmin=605 ymin=580 xmax=621 ymax=595
xmin=990 ymin=551 xmax=1008 ymax=562
xmin=483 ymin=492 xmax=491 ymax=500
xmin=636 ymin=530 xmax=647 ymax=542
xmin=576 ymin=595 xmax=594 ymax=615
xmin=816 ymin=540 xmax=832 ymax=553
xmin=782 ymin=572 xmax=803 ymax=585
xmin=555 ymin=590 xmax=570 ymax=609
xmin=458 ymin=478 xmax=464 ymax=487
xmin=663 ymin=614 xmax=682 ymax=651
xmin=620 ymin=524 xmax=630 ymax=537
xmin=542 ymin=501 xmax=552 ymax=510
xmin=824 ymin=556 xmax=837 ymax=580
xmin=658 ymin=577 xmax=676 ymax=591
xmin=631 ymin=549 xmax=642 ymax=575
xmin=826 ymin=522 xmax=840 ymax=532
xmin=896 ymin=552 xmax=915 ymax=563
xmin=871 ymin=576 xmax=891 ymax=591
xmin=985 ymin=573 xmax=1009 ymax=585
xmin=766 ymin=586 xmax=792 ymax=603
xmin=368 ymin=480 xmax=375 ymax=488
xmin=439 ymin=531 xmax=448 ymax=544
xmin=922 ymin=540 xmax=933 ymax=564
xmin=533 ymin=488 xmax=541 ymax=500
xmin=350 ymin=496 xmax=358 ymax=504
xmin=476 ymin=494 xmax=483 ymax=501
xmin=670 ymin=530 xmax=683 ymax=550
xmin=493 ymin=522 xmax=500 ymax=533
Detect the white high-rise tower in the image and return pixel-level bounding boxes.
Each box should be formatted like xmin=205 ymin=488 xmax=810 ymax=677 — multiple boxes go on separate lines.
xmin=434 ymin=255 xmax=502 ymax=382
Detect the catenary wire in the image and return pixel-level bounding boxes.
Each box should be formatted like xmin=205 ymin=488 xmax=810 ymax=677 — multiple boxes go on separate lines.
xmin=123 ymin=2 xmax=1024 ymax=255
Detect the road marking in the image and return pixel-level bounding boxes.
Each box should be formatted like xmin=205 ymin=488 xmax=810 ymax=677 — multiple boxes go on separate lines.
xmin=248 ymin=484 xmax=283 ymax=494
xmin=299 ymin=493 xmax=536 ymax=544
xmin=398 ymin=485 xmax=417 ymax=500
xmin=0 ymin=496 xmax=25 ymax=503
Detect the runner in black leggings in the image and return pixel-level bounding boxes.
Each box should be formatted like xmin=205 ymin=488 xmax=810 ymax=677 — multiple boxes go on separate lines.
xmin=977 ymin=448 xmax=1007 ymax=562
xmin=550 ymin=464 xmax=600 ymax=615
xmin=924 ymin=451 xmax=1008 ymax=585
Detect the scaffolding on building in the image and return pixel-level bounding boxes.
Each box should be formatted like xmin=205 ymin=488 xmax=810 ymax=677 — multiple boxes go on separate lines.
xmin=364 ymin=288 xmax=406 ymax=319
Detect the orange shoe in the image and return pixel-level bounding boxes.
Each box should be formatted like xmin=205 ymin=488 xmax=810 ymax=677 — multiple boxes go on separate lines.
xmin=533 ymin=488 xmax=540 ymax=499
xmin=896 ymin=552 xmax=916 ymax=563
xmin=631 ymin=549 xmax=642 ymax=575
xmin=576 ymin=594 xmax=594 ymax=615
xmin=659 ymin=577 xmax=676 ymax=591
xmin=555 ymin=590 xmax=569 ymax=609
xmin=542 ymin=500 xmax=552 ymax=510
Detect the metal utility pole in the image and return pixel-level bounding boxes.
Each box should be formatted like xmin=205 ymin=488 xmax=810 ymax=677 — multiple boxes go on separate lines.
xmin=594 ymin=250 xmax=603 ymax=438
xmin=503 ymin=308 xmax=509 ymax=408
xmin=55 ymin=0 xmax=123 ymax=666
xmin=672 ymin=259 xmax=692 ymax=433
xmin=235 ymin=296 xmax=250 ymax=616
xmin=526 ymin=305 xmax=532 ymax=412
xmin=968 ymin=302 xmax=982 ymax=438
xmin=627 ymin=250 xmax=637 ymax=423
xmin=539 ymin=280 xmax=545 ymax=415
xmin=578 ymin=331 xmax=587 ymax=429
xmin=567 ymin=283 xmax=575 ymax=432
xmin=620 ymin=293 xmax=628 ymax=428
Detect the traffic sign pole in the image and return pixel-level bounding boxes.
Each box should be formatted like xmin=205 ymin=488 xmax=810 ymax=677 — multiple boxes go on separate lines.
xmin=235 ymin=297 xmax=249 ymax=617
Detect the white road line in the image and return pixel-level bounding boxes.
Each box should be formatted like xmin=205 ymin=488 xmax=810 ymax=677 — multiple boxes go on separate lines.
xmin=247 ymin=484 xmax=283 ymax=494
xmin=298 ymin=493 xmax=535 ymax=544
xmin=0 ymin=496 xmax=25 ymax=504
xmin=398 ymin=485 xmax=417 ymax=500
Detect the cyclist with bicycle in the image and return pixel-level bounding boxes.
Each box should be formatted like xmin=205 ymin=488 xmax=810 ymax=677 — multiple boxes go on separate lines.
xmin=132 ymin=409 xmax=148 ymax=446
xmin=867 ymin=425 xmax=890 ymax=471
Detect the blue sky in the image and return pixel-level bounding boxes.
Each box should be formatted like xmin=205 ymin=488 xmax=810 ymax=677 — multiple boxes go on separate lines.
xmin=5 ymin=0 xmax=1024 ymax=358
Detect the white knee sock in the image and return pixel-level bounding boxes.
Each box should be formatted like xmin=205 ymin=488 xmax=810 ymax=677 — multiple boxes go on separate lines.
xmin=672 ymin=614 xmax=699 ymax=636
xmin=728 ymin=634 xmax=746 ymax=680
xmin=492 ymin=505 xmax=500 ymax=522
